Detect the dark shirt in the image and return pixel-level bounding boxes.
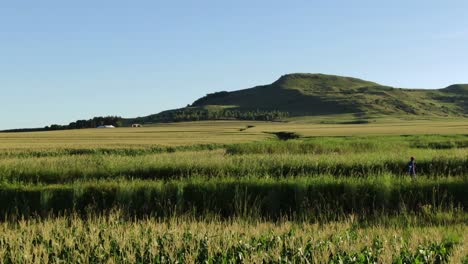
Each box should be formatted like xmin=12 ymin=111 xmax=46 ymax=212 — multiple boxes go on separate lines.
xmin=408 ymin=160 xmax=415 ymax=174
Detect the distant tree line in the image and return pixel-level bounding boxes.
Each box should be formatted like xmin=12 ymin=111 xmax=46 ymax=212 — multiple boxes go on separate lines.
xmin=150 ymin=109 xmax=289 ymax=122
xmin=1 ymin=116 xmax=124 ymax=133
xmin=2 ymin=109 xmax=289 ymax=133
xmin=66 ymin=116 xmax=123 ymax=129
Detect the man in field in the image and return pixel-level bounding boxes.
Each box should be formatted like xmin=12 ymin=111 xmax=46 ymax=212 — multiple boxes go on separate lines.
xmin=408 ymin=157 xmax=416 ymax=178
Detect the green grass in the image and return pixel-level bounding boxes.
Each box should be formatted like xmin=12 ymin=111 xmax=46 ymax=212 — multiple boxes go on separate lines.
xmin=1 ymin=137 xmax=467 ymax=184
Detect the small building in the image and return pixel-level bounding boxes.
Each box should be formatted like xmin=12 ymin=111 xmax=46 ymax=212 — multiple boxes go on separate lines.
xmin=131 ymin=124 xmax=142 ymax=128
xmin=97 ymin=125 xmax=115 ymax=128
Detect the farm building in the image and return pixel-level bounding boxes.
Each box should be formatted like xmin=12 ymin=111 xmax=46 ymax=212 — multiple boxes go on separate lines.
xmin=132 ymin=124 xmax=142 ymax=127
xmin=97 ymin=125 xmax=115 ymax=128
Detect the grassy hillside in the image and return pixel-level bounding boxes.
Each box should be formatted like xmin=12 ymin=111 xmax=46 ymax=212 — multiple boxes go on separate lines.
xmin=136 ymin=73 xmax=467 ymax=123
xmin=4 ymin=73 xmax=467 ymax=132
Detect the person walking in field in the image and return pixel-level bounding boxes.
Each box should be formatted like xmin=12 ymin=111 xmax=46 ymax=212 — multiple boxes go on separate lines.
xmin=408 ymin=157 xmax=416 ymax=178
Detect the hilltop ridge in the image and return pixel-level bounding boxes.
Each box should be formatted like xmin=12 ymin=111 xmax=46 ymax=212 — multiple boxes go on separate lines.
xmin=272 ymin=73 xmax=380 ymax=90
xmin=442 ymin=84 xmax=468 ymax=94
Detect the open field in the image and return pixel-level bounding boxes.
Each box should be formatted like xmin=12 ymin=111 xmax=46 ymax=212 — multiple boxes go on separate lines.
xmin=0 ymin=120 xmax=467 ymax=263
xmin=1 ymin=119 xmax=467 ymax=149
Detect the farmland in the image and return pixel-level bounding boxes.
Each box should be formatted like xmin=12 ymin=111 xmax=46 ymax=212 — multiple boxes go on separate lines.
xmin=1 ymin=119 xmax=467 ymax=149
xmin=1 ymin=214 xmax=466 ymax=263
xmin=0 ymin=120 xmax=467 ymax=263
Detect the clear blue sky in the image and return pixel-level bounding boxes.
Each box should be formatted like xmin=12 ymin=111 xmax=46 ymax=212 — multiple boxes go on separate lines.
xmin=1 ymin=0 xmax=467 ymax=129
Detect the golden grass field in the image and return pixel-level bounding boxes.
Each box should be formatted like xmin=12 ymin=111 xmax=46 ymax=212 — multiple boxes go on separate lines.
xmin=1 ymin=119 xmax=467 ymax=149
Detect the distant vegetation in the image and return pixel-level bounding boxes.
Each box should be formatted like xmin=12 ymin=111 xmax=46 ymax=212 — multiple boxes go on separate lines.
xmin=2 ymin=116 xmax=123 ymax=132
xmin=132 ymin=108 xmax=289 ymax=123
xmin=65 ymin=116 xmax=123 ymax=129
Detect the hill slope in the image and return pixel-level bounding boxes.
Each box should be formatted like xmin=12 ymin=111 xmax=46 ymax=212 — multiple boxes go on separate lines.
xmin=134 ymin=73 xmax=468 ymax=123
xmin=5 ymin=73 xmax=466 ymax=131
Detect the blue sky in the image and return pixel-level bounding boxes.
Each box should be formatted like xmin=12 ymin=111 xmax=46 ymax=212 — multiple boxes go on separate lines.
xmin=1 ymin=0 xmax=467 ymax=129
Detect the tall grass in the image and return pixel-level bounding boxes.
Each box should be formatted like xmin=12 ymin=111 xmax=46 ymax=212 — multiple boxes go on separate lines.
xmin=0 ymin=143 xmax=226 ymax=158
xmin=0 ymin=176 xmax=466 ymax=219
xmin=0 ymin=148 xmax=466 ymax=183
xmin=226 ymin=135 xmax=468 ymax=154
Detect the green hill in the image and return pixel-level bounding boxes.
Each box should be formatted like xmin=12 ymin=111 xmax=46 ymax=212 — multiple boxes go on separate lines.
xmin=7 ymin=73 xmax=466 ymax=132
xmin=133 ymin=73 xmax=468 ymax=124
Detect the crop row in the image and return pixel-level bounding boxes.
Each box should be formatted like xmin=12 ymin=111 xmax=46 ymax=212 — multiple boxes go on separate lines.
xmin=0 ymin=176 xmax=466 ymax=219
xmin=0 ymin=214 xmax=466 ymax=263
xmin=0 ymin=150 xmax=467 ymax=184
xmin=0 ymin=144 xmax=226 ymax=158
xmin=1 ymin=134 xmax=467 ymax=158
xmin=226 ymin=135 xmax=468 ymax=155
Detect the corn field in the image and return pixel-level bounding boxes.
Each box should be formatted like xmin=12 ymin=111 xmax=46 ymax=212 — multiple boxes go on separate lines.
xmin=0 ymin=213 xmax=466 ymax=263
xmin=0 ymin=129 xmax=467 ymax=263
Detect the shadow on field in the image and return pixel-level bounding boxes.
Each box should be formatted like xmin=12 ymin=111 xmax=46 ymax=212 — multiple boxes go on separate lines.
xmin=0 ymin=178 xmax=466 ymax=222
